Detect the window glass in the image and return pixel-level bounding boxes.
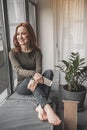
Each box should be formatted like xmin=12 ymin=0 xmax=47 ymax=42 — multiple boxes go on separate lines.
xmin=6 ymin=0 xmax=26 ymax=89
xmin=6 ymin=0 xmax=37 ymax=90
xmin=0 ymin=1 xmax=11 ymax=104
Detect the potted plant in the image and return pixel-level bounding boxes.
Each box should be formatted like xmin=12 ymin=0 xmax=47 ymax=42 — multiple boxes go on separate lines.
xmin=56 ymin=52 xmax=87 ymax=111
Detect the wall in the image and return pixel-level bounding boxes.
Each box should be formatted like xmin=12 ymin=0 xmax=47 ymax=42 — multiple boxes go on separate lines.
xmin=37 ymin=0 xmax=55 ymax=71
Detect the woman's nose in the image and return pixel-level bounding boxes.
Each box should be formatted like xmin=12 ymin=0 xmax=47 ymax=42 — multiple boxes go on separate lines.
xmin=19 ymin=34 xmax=22 ymax=39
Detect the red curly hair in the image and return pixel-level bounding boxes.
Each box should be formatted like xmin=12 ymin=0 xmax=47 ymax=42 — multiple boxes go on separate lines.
xmin=13 ymin=22 xmax=39 ymax=53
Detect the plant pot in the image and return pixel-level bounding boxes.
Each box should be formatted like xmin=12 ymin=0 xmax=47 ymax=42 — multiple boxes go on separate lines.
xmin=62 ymin=85 xmax=86 ymax=111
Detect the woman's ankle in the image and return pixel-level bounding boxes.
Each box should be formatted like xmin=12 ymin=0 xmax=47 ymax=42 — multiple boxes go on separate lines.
xmin=44 ymin=104 xmax=52 ymax=112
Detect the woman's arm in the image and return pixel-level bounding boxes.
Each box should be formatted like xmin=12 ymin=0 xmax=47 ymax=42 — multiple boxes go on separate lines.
xmin=9 ymin=50 xmax=35 ymax=77
xmin=35 ymin=50 xmax=42 ymax=73
xmin=32 ymin=50 xmax=43 ymax=82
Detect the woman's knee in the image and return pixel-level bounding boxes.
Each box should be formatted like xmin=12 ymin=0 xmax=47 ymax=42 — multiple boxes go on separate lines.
xmin=42 ymin=70 xmax=54 ymax=80
xmin=16 ymin=77 xmax=32 ymax=95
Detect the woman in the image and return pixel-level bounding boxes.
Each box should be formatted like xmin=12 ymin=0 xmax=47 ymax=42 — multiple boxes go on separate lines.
xmin=9 ymin=22 xmax=61 ymax=125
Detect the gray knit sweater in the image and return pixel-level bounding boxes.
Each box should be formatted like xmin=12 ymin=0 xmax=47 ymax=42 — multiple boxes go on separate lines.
xmin=9 ymin=49 xmax=42 ymax=84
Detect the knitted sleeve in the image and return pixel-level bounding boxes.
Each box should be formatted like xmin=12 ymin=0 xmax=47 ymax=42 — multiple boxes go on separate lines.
xmin=35 ymin=49 xmax=42 ymax=73
xmin=9 ymin=50 xmax=35 ymax=77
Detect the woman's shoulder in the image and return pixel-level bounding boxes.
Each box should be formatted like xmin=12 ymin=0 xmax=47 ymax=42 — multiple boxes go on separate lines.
xmin=34 ymin=48 xmax=42 ymax=55
xmin=34 ymin=48 xmax=42 ymax=59
xmin=34 ymin=49 xmax=42 ymax=57
xmin=9 ymin=48 xmax=18 ymax=56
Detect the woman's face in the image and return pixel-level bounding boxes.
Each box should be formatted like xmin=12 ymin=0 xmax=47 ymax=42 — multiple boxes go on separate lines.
xmin=16 ymin=26 xmax=30 ymax=46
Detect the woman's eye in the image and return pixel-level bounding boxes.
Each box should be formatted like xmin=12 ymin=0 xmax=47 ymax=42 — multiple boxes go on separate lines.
xmin=22 ymin=32 xmax=27 ymax=35
xmin=17 ymin=33 xmax=20 ymax=36
xmin=17 ymin=32 xmax=27 ymax=36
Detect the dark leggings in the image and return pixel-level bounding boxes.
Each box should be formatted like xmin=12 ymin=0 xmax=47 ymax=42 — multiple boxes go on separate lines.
xmin=16 ymin=70 xmax=53 ymax=108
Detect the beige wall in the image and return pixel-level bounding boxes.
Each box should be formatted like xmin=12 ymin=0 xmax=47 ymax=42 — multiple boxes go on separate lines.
xmin=37 ymin=0 xmax=55 ymax=71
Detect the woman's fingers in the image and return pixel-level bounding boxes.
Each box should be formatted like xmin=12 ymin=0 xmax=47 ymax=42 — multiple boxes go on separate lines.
xmin=33 ymin=73 xmax=42 ymax=81
xmin=27 ymin=80 xmax=37 ymax=91
xmin=33 ymin=73 xmax=44 ymax=84
xmin=38 ymin=77 xmax=44 ymax=84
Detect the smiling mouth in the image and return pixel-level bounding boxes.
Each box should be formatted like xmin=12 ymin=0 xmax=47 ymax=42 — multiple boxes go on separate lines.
xmin=19 ymin=40 xmax=24 ymax=42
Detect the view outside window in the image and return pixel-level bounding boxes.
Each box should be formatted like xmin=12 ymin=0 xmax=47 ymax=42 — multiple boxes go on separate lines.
xmin=0 ymin=0 xmax=37 ymax=103
xmin=6 ymin=0 xmax=37 ymax=90
xmin=0 ymin=1 xmax=11 ymax=104
xmin=6 ymin=0 xmax=26 ymax=90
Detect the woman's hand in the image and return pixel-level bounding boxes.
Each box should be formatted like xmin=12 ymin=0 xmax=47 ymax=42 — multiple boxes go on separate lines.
xmin=27 ymin=79 xmax=37 ymax=91
xmin=33 ymin=73 xmax=44 ymax=84
xmin=27 ymin=73 xmax=44 ymax=91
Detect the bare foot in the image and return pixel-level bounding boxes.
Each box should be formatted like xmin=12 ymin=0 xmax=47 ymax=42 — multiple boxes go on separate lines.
xmin=44 ymin=104 xmax=61 ymax=125
xmin=36 ymin=105 xmax=47 ymax=121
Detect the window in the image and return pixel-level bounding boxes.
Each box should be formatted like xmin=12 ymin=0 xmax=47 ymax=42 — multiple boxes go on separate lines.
xmin=0 ymin=0 xmax=11 ymax=104
xmin=6 ymin=0 xmax=37 ymax=90
xmin=0 ymin=0 xmax=37 ymax=103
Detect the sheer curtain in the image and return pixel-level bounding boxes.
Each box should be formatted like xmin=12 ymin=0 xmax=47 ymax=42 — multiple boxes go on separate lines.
xmin=56 ymin=0 xmax=87 ymax=62
xmin=54 ymin=0 xmax=87 ymax=84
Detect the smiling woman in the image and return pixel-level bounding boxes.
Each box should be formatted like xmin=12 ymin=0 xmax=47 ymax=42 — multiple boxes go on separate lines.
xmin=13 ymin=22 xmax=38 ymax=53
xmin=0 ymin=0 xmax=61 ymax=129
xmin=16 ymin=26 xmax=30 ymax=46
xmin=9 ymin=22 xmax=61 ymax=125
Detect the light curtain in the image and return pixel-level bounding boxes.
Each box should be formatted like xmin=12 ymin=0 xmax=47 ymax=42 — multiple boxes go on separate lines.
xmin=57 ymin=0 xmax=87 ymax=62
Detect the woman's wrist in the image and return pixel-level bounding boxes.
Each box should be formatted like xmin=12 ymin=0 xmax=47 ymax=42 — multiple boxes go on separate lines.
xmin=32 ymin=77 xmax=35 ymax=81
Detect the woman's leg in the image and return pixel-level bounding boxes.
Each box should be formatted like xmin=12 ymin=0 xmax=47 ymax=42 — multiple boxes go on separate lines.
xmin=44 ymin=104 xmax=61 ymax=125
xmin=42 ymin=70 xmax=54 ymax=81
xmin=32 ymin=83 xmax=52 ymax=121
xmin=33 ymin=86 xmax=61 ymax=125
xmin=33 ymin=70 xmax=53 ymax=108
xmin=16 ymin=70 xmax=53 ymax=97
xmin=16 ymin=76 xmax=52 ymax=106
xmin=32 ymin=84 xmax=52 ymax=108
xmin=33 ymin=70 xmax=61 ymax=125
xmin=16 ymin=73 xmax=61 ymax=125
xmin=42 ymin=70 xmax=54 ymax=98
xmin=16 ymin=77 xmax=32 ymax=95
xmin=33 ymin=70 xmax=53 ymax=120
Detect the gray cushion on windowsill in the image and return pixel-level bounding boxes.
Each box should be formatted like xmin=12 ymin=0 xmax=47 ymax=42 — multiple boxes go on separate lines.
xmin=0 ymin=85 xmax=58 ymax=130
xmin=0 ymin=91 xmax=54 ymax=130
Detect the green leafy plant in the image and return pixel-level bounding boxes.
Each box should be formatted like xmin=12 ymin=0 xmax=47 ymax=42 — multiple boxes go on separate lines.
xmin=56 ymin=52 xmax=87 ymax=92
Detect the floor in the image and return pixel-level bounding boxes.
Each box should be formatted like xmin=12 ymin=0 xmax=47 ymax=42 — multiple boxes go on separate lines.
xmin=77 ymin=94 xmax=87 ymax=130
